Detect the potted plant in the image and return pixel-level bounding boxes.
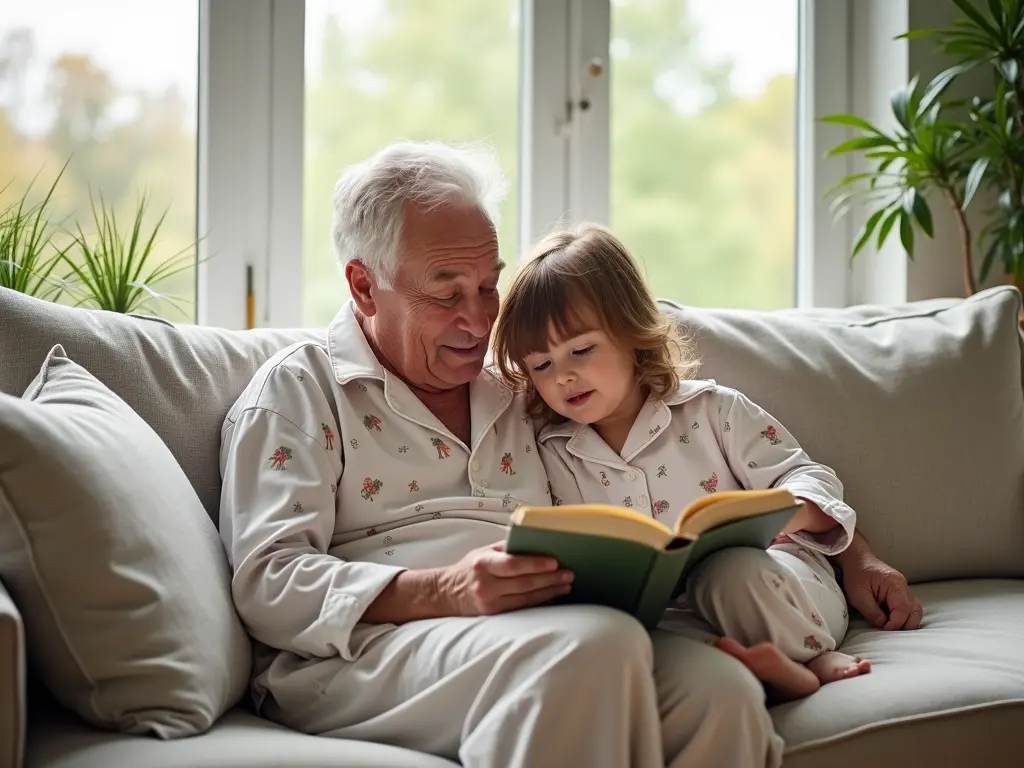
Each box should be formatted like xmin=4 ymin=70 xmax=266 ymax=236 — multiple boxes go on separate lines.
xmin=0 ymin=161 xmax=73 ymax=301
xmin=1 ymin=160 xmax=196 ymax=318
xmin=823 ymin=0 xmax=1023 ymax=298
xmin=63 ymin=193 xmax=196 ymax=317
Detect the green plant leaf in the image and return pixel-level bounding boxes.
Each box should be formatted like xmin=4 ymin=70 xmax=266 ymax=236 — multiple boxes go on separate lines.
xmin=896 ymin=28 xmax=939 ymax=40
xmin=820 ymin=114 xmax=883 ymax=133
xmin=899 ymin=212 xmax=916 ymax=257
xmin=877 ymin=207 xmax=902 ymax=249
xmin=950 ymin=0 xmax=1001 ymax=39
xmin=980 ymin=234 xmax=1003 ymax=281
xmin=908 ymin=189 xmax=935 ymax=237
xmin=853 ymin=208 xmax=886 ymax=257
xmin=963 ymin=157 xmax=992 ymax=209
xmin=891 ymin=77 xmax=918 ymax=130
xmin=826 ymin=136 xmax=896 ymax=157
xmin=997 ymin=58 xmax=1020 ymax=84
xmin=987 ymin=0 xmax=1004 ymax=25
xmin=919 ymin=63 xmax=976 ymax=115
xmin=0 ymin=159 xmax=74 ymax=299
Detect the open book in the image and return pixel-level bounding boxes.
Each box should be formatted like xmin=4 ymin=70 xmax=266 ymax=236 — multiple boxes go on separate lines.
xmin=505 ymin=488 xmax=802 ymax=629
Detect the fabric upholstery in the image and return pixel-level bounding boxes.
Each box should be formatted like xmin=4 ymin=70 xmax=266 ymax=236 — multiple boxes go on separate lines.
xmin=661 ymin=287 xmax=1024 ymax=582
xmin=23 ymin=707 xmax=460 ymax=768
xmin=0 ymin=288 xmax=321 ymax=522
xmin=779 ymin=579 xmax=1024 ymax=766
xmin=0 ymin=346 xmax=251 ymax=737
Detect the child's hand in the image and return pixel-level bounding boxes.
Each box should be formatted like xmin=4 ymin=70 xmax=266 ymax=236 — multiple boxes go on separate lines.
xmin=841 ymin=552 xmax=923 ymax=631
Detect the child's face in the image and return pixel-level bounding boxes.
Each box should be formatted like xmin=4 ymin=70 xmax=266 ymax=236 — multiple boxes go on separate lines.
xmin=522 ymin=322 xmax=640 ymax=426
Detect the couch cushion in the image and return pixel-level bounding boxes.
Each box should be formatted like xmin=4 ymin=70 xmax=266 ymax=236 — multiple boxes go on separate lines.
xmin=0 ymin=346 xmax=251 ymax=737
xmin=662 ymin=286 xmax=1024 ymax=582
xmin=23 ymin=707 xmax=460 ymax=768
xmin=776 ymin=579 xmax=1024 ymax=767
xmin=0 ymin=288 xmax=321 ymax=521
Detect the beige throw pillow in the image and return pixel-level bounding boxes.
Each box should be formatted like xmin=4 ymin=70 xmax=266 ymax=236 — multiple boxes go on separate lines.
xmin=0 ymin=345 xmax=251 ymax=737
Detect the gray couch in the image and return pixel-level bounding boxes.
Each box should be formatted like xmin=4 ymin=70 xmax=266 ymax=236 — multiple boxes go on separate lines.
xmin=1 ymin=284 xmax=1023 ymax=767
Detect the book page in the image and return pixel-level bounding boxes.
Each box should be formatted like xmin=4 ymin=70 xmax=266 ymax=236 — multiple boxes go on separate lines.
xmin=674 ymin=489 xmax=797 ymax=539
xmin=511 ymin=504 xmax=675 ymax=550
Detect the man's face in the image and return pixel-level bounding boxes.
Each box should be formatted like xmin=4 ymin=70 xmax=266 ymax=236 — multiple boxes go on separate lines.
xmin=358 ymin=203 xmax=504 ymax=392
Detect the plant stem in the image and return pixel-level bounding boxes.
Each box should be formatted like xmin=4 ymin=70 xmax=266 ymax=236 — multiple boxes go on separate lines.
xmin=945 ymin=186 xmax=976 ymax=296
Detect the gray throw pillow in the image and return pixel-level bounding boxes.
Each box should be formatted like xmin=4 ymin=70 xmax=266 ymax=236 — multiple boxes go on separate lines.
xmin=0 ymin=345 xmax=251 ymax=737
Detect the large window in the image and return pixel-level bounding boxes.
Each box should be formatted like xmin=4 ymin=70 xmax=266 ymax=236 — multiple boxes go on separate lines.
xmin=609 ymin=0 xmax=798 ymax=310
xmin=302 ymin=0 xmax=521 ymax=326
xmin=2 ymin=0 xmax=854 ymax=330
xmin=0 ymin=1 xmax=199 ymax=320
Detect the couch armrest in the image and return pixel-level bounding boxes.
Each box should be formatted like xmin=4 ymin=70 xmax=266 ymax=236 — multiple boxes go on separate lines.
xmin=0 ymin=577 xmax=25 ymax=768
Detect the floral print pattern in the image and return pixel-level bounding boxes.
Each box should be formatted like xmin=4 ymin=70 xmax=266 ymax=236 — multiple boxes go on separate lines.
xmin=268 ymin=446 xmax=293 ymax=470
xmin=360 ymin=477 xmax=383 ymax=501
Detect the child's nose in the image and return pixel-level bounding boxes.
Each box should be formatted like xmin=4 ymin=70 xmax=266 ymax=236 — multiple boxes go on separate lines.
xmin=556 ymin=369 xmax=576 ymax=386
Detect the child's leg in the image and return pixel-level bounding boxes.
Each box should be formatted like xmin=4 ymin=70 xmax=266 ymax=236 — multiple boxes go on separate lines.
xmin=684 ymin=544 xmax=868 ymax=702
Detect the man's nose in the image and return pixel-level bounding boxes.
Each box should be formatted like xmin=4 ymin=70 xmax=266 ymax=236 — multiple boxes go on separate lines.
xmin=457 ymin=295 xmax=491 ymax=338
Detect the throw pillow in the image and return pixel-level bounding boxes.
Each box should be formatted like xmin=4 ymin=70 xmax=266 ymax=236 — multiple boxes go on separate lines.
xmin=0 ymin=345 xmax=251 ymax=737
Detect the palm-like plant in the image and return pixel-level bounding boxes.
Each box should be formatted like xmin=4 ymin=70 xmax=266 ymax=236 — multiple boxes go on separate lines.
xmin=824 ymin=0 xmax=1024 ymax=297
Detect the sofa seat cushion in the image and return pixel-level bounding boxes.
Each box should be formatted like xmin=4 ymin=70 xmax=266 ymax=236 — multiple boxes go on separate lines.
xmin=23 ymin=708 xmax=459 ymax=768
xmin=661 ymin=287 xmax=1024 ymax=583
xmin=776 ymin=579 xmax=1024 ymax=767
xmin=0 ymin=288 xmax=321 ymax=522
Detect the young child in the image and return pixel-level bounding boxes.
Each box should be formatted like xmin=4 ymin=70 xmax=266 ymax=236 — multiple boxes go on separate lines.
xmin=492 ymin=223 xmax=871 ymax=702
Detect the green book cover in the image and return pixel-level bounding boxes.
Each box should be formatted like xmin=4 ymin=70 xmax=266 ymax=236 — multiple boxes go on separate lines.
xmin=505 ymin=503 xmax=800 ymax=629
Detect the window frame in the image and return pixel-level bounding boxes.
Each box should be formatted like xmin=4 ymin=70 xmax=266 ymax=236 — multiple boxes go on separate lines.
xmin=199 ymin=0 xmax=855 ymax=328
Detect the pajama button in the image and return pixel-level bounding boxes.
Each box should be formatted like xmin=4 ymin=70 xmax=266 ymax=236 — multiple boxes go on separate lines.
xmin=479 ymin=479 xmax=489 ymax=488
xmin=470 ymin=460 xmax=480 ymax=471
xmin=627 ymin=470 xmax=637 ymax=481
xmin=638 ymin=494 xmax=649 ymax=507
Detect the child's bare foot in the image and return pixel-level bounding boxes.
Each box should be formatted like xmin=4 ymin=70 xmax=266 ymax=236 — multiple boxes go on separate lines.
xmin=806 ymin=651 xmax=871 ymax=684
xmin=714 ymin=637 xmax=820 ymax=703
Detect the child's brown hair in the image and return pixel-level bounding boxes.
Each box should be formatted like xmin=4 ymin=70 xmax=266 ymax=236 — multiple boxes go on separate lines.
xmin=492 ymin=223 xmax=700 ymax=423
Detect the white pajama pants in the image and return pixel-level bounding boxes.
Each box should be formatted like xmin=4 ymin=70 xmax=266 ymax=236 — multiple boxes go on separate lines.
xmin=257 ymin=605 xmax=784 ymax=768
xmin=667 ymin=544 xmax=850 ymax=663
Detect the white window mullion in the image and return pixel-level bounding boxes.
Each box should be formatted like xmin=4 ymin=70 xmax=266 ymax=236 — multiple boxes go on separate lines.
xmin=795 ymin=0 xmax=852 ymax=309
xmin=566 ymin=0 xmax=610 ymax=227
xmin=520 ymin=0 xmax=572 ymax=253
xmin=265 ymin=0 xmax=305 ymax=328
xmin=198 ymin=0 xmax=303 ymax=329
xmin=197 ymin=0 xmax=272 ymax=329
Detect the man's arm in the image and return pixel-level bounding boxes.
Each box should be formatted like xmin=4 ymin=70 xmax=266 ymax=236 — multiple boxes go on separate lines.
xmin=220 ymin=365 xmax=408 ymax=659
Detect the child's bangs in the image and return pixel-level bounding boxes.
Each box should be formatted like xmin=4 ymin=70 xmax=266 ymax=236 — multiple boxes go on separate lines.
xmin=504 ymin=270 xmax=593 ymax=363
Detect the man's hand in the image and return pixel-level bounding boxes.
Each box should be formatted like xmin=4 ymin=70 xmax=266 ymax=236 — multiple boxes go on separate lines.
xmin=436 ymin=542 xmax=574 ymax=617
xmin=838 ymin=541 xmax=923 ymax=630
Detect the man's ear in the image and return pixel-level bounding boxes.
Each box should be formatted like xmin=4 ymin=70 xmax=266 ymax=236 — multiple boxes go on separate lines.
xmin=346 ymin=260 xmax=377 ymax=317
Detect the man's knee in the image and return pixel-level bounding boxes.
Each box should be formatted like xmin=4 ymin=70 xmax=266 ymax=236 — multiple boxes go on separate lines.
xmin=539 ymin=604 xmax=654 ymax=671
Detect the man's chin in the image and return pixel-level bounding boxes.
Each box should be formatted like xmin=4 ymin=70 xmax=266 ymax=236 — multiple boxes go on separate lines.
xmin=436 ymin=350 xmax=486 ymax=384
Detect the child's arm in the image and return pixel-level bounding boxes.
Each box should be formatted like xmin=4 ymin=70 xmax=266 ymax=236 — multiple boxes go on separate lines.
xmin=537 ymin=440 xmax=586 ymax=507
xmin=713 ymin=386 xmax=855 ymax=555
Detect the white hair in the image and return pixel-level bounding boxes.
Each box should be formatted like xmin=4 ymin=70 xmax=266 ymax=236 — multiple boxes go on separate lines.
xmin=331 ymin=140 xmax=509 ymax=289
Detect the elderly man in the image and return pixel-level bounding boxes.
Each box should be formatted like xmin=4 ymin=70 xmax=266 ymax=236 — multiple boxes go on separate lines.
xmin=219 ymin=141 xmax=921 ymax=768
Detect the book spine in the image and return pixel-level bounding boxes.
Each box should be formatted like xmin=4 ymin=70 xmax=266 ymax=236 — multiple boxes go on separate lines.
xmin=633 ymin=550 xmax=689 ymax=630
